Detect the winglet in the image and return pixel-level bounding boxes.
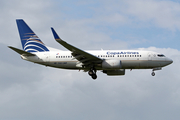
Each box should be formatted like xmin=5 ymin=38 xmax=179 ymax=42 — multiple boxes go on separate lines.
xmin=51 ymin=28 xmax=63 ymax=41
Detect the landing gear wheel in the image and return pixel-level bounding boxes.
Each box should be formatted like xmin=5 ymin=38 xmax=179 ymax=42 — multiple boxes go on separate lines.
xmin=88 ymin=67 xmax=97 ymax=80
xmin=88 ymin=70 xmax=93 ymax=76
xmin=151 ymin=72 xmax=155 ymax=76
xmin=91 ymin=74 xmax=97 ymax=80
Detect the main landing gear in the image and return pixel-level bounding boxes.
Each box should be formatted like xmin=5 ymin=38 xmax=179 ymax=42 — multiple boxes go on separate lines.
xmin=88 ymin=68 xmax=97 ymax=80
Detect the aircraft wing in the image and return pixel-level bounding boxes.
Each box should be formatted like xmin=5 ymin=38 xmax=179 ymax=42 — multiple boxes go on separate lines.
xmin=8 ymin=46 xmax=36 ymax=56
xmin=51 ymin=28 xmax=102 ymax=67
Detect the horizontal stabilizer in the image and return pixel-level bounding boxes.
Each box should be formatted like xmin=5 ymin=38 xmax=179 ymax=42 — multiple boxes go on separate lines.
xmin=8 ymin=46 xmax=35 ymax=56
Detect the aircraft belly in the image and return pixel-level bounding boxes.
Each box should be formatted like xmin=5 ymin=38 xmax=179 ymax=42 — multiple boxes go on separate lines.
xmin=140 ymin=61 xmax=163 ymax=69
xmin=121 ymin=60 xmax=140 ymax=69
xmin=121 ymin=60 xmax=162 ymax=69
xmin=49 ymin=61 xmax=77 ymax=69
xmin=146 ymin=61 xmax=163 ymax=68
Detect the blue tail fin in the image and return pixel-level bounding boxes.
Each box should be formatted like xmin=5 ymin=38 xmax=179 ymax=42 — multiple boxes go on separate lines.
xmin=16 ymin=19 xmax=49 ymax=52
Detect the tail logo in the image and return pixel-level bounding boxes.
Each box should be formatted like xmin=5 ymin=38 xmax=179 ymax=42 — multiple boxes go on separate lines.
xmin=22 ymin=33 xmax=49 ymax=52
xmin=16 ymin=19 xmax=49 ymax=53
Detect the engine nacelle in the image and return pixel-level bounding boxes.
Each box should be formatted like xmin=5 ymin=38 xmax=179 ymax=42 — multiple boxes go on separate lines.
xmin=102 ymin=59 xmax=122 ymax=69
xmin=103 ymin=69 xmax=125 ymax=76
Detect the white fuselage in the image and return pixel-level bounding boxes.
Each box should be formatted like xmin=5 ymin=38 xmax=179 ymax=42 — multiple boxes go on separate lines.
xmin=21 ymin=50 xmax=172 ymax=70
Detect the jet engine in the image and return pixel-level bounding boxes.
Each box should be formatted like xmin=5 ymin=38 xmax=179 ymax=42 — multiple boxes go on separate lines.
xmin=103 ymin=69 xmax=125 ymax=76
xmin=102 ymin=59 xmax=122 ymax=69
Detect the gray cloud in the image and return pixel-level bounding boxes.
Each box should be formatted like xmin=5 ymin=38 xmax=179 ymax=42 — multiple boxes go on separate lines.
xmin=73 ymin=0 xmax=180 ymax=30
xmin=124 ymin=0 xmax=180 ymax=30
xmin=102 ymin=0 xmax=180 ymax=30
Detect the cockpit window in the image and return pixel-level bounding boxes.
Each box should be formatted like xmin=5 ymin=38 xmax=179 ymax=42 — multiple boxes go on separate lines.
xmin=157 ymin=54 xmax=165 ymax=57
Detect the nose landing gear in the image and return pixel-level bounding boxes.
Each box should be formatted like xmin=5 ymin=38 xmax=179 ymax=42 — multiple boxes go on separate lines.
xmin=151 ymin=71 xmax=155 ymax=76
xmin=151 ymin=67 xmax=162 ymax=76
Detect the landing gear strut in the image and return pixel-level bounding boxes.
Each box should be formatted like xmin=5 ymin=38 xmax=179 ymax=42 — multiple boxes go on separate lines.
xmin=151 ymin=67 xmax=162 ymax=76
xmin=88 ymin=68 xmax=97 ymax=80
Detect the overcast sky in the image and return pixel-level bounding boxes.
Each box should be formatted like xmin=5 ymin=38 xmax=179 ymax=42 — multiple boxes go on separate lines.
xmin=1 ymin=0 xmax=180 ymax=120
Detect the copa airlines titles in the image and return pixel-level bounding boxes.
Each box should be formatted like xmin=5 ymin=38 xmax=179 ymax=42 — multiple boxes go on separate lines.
xmin=107 ymin=51 xmax=139 ymax=55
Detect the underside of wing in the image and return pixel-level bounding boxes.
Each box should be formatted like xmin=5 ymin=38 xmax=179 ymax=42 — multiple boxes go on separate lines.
xmin=51 ymin=28 xmax=102 ymax=68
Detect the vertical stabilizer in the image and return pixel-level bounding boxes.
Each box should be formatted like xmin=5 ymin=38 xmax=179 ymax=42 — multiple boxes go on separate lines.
xmin=16 ymin=19 xmax=49 ymax=52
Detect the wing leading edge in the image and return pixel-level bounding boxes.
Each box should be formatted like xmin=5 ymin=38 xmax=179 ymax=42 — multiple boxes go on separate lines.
xmin=51 ymin=28 xmax=102 ymax=68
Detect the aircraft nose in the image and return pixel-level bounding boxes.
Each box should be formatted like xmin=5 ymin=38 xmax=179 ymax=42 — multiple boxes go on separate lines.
xmin=166 ymin=58 xmax=173 ymax=65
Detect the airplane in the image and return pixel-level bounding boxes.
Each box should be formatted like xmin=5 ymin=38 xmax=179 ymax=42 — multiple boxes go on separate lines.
xmin=8 ymin=19 xmax=173 ymax=80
